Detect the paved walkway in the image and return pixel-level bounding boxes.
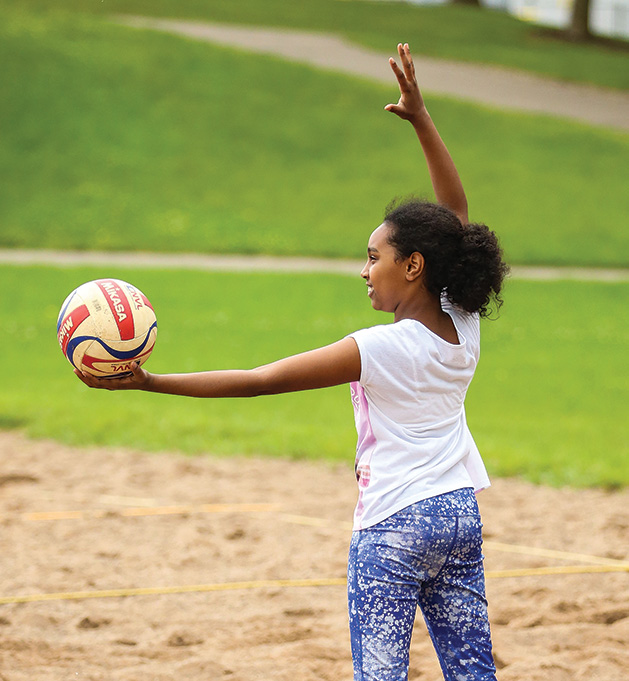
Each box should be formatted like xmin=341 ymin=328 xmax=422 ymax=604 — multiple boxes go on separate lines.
xmin=5 ymin=18 xmax=627 ymax=281
xmin=2 ymin=249 xmax=627 ymax=282
xmin=115 ymin=15 xmax=629 ymax=131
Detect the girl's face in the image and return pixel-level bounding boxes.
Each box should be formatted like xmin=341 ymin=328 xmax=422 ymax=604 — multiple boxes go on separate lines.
xmin=361 ymin=223 xmax=410 ymax=315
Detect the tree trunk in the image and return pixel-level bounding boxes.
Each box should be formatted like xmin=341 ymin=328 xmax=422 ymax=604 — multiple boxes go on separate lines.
xmin=568 ymin=0 xmax=592 ymax=41
xmin=451 ymin=0 xmax=482 ymax=6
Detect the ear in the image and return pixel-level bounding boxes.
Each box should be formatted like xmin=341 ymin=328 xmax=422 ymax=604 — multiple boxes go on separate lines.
xmin=405 ymin=252 xmax=425 ymax=281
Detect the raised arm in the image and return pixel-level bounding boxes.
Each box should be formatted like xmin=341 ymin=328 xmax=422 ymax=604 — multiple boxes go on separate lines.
xmin=385 ymin=43 xmax=469 ymax=225
xmin=74 ymin=337 xmax=361 ymax=397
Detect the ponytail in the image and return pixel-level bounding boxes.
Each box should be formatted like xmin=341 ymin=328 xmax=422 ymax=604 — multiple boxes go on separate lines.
xmin=446 ymin=222 xmax=509 ymax=317
xmin=384 ymin=198 xmax=509 ymax=318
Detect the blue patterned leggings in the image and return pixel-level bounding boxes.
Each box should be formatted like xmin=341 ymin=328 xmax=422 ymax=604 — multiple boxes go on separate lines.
xmin=347 ymin=488 xmax=497 ymax=681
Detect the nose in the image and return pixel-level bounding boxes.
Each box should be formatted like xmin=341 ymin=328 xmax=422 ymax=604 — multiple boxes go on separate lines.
xmin=361 ymin=261 xmax=369 ymax=279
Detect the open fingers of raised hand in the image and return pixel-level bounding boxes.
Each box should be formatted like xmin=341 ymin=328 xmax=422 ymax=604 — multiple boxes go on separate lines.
xmin=388 ymin=56 xmax=408 ymax=90
xmin=389 ymin=46 xmax=420 ymax=98
xmin=385 ymin=43 xmax=426 ymax=123
xmin=396 ymin=43 xmax=416 ymax=85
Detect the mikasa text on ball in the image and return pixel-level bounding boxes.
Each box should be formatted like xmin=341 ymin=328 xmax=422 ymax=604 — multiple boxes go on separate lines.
xmin=57 ymin=279 xmax=157 ymax=378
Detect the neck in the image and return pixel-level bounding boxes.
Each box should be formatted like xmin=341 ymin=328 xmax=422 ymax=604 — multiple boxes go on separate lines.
xmin=394 ymin=291 xmax=459 ymax=344
xmin=393 ymin=288 xmax=441 ymax=324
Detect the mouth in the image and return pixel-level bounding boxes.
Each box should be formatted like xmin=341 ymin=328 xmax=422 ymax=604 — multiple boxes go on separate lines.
xmin=366 ymin=284 xmax=374 ymax=297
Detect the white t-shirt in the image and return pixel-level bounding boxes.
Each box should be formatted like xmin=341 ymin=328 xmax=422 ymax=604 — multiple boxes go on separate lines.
xmin=348 ymin=297 xmax=490 ymax=530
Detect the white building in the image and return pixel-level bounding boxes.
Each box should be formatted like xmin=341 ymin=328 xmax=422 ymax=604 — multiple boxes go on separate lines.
xmin=407 ymin=0 xmax=629 ymax=39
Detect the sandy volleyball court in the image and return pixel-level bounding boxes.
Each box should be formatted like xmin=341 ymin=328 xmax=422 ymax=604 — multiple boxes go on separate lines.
xmin=0 ymin=431 xmax=627 ymax=680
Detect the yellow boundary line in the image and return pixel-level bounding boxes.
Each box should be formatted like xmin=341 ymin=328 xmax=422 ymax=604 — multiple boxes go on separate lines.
xmin=278 ymin=516 xmax=629 ymax=568
xmin=0 ymin=579 xmax=347 ymax=605
xmin=1 ymin=564 xmax=627 ymax=606
xmin=485 ymin=564 xmax=629 ymax=578
xmin=483 ymin=540 xmax=624 ymax=567
xmin=18 ymin=503 xmax=280 ymax=522
xmin=14 ymin=504 xmax=627 ymax=568
xmin=5 ymin=504 xmax=627 ymax=607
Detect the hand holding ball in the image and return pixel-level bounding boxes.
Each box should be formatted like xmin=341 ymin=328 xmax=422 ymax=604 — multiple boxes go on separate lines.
xmin=57 ymin=279 xmax=157 ymax=378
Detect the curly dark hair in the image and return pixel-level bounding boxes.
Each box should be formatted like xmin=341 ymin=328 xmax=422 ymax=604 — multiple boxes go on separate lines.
xmin=383 ymin=198 xmax=509 ymax=318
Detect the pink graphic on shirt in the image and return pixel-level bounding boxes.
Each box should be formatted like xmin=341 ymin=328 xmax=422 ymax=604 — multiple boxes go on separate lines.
xmin=350 ymin=382 xmax=377 ymax=522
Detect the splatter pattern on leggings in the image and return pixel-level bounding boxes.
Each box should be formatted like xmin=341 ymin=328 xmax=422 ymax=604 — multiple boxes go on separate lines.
xmin=347 ymin=488 xmax=497 ymax=681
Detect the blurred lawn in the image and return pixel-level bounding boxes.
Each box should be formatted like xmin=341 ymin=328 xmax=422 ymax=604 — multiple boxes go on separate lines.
xmin=1 ymin=6 xmax=628 ymax=267
xmin=9 ymin=0 xmax=629 ymax=89
xmin=1 ymin=3 xmax=627 ymax=491
xmin=1 ymin=265 xmax=627 ymax=488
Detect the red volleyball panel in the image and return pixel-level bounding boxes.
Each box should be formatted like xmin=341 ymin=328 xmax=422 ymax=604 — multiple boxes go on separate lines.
xmin=97 ymin=280 xmax=135 ymax=340
xmin=58 ymin=304 xmax=90 ymax=356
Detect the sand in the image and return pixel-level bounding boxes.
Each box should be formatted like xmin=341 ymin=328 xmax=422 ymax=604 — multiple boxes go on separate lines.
xmin=0 ymin=431 xmax=627 ymax=680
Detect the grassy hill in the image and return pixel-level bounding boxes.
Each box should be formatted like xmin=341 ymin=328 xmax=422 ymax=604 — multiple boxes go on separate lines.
xmin=1 ymin=3 xmax=627 ymax=486
xmin=2 ymin=5 xmax=628 ymax=267
xmin=10 ymin=0 xmax=629 ymax=89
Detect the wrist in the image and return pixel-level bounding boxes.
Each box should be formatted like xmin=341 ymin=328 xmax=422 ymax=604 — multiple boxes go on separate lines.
xmin=409 ymin=108 xmax=432 ymax=131
xmin=140 ymin=371 xmax=156 ymax=392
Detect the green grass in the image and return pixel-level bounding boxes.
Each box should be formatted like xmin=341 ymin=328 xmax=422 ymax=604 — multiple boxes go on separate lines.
xmin=1 ymin=6 xmax=628 ymax=267
xmin=468 ymin=279 xmax=629 ymax=487
xmin=1 ymin=3 xmax=627 ymax=493
xmin=1 ymin=265 xmax=627 ymax=488
xmin=9 ymin=0 xmax=629 ymax=89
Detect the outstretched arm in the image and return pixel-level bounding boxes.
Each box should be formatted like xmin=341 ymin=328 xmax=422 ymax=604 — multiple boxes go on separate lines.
xmin=74 ymin=337 xmax=361 ymax=397
xmin=385 ymin=43 xmax=469 ymax=225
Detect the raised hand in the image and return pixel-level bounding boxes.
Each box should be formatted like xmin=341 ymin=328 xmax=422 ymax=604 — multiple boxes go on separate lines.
xmin=384 ymin=42 xmax=468 ymax=223
xmin=384 ymin=43 xmax=427 ymax=125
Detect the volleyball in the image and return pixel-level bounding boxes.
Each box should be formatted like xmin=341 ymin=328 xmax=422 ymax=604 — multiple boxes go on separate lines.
xmin=57 ymin=278 xmax=157 ymax=378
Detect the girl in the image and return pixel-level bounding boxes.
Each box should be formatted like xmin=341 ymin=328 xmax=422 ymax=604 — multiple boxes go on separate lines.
xmin=76 ymin=44 xmax=507 ymax=681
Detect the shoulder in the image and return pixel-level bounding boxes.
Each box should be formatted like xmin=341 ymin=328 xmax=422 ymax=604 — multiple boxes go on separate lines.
xmin=349 ymin=321 xmax=427 ymax=375
xmin=349 ymin=321 xmax=419 ymax=348
xmin=349 ymin=322 xmax=420 ymax=387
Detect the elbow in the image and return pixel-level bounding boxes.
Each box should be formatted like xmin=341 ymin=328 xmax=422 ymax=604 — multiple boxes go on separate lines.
xmin=246 ymin=365 xmax=302 ymax=397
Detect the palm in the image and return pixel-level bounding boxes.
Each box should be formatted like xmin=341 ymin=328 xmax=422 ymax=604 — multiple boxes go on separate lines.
xmin=385 ymin=44 xmax=425 ymax=122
